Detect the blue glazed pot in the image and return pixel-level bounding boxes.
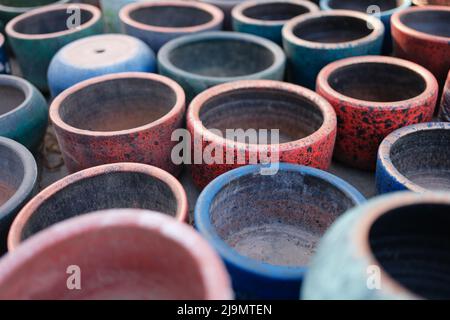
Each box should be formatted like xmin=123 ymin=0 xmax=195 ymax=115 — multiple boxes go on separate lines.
xmin=376 ymin=122 xmax=450 ymax=194
xmin=48 ymin=34 xmax=156 ymax=97
xmin=0 ymin=75 xmax=48 ymax=151
xmin=158 ymin=31 xmax=286 ymax=101
xmin=320 ymin=0 xmax=411 ymax=54
xmin=282 ymin=10 xmax=384 ymax=89
xmin=200 ymin=0 xmax=245 ymax=30
xmin=195 ymin=163 xmax=365 ymax=299
xmin=0 ymin=33 xmax=10 ymax=74
xmin=231 ymin=0 xmax=319 ymax=45
xmin=302 ymin=191 xmax=450 ymax=300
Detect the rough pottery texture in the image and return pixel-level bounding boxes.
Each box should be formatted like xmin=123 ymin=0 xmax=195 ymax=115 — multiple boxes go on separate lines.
xmin=200 ymin=0 xmax=245 ymax=30
xmin=438 ymin=71 xmax=450 ymax=121
xmin=316 ymin=56 xmax=438 ymax=170
xmin=0 ymin=33 xmax=10 ymax=74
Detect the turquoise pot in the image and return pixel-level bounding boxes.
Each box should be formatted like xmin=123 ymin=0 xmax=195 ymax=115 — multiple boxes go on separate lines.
xmin=100 ymin=0 xmax=140 ymax=32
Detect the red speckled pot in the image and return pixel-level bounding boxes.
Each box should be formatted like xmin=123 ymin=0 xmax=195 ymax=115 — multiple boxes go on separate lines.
xmin=187 ymin=80 xmax=337 ymax=189
xmin=50 ymin=72 xmax=185 ymax=175
xmin=317 ymin=55 xmax=438 ymax=170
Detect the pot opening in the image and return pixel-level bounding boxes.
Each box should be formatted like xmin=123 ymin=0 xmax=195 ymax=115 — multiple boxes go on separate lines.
xmin=0 ymin=84 xmax=26 ymax=116
xmin=326 ymin=0 xmax=402 ymax=12
xmin=0 ymin=0 xmax=59 ymax=8
xmin=242 ymin=2 xmax=310 ymax=21
xmin=0 ymin=144 xmax=25 ymax=206
xmin=400 ymin=10 xmax=450 ymax=38
xmin=328 ymin=62 xmax=427 ymax=102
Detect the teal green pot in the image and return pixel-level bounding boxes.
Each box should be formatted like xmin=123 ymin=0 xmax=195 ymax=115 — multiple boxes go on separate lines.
xmin=0 ymin=75 xmax=48 ymax=151
xmin=5 ymin=3 xmax=103 ymax=91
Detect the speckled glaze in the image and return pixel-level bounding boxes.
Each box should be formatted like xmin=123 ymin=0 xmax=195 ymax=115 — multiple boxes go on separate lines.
xmin=317 ymin=56 xmax=438 ymax=170
xmin=5 ymin=3 xmax=103 ymax=91
xmin=48 ymin=34 xmax=156 ymax=97
xmin=120 ymin=1 xmax=224 ymax=53
xmin=195 ymin=163 xmax=365 ymax=299
xmin=438 ymin=70 xmax=450 ymax=121
xmin=376 ymin=122 xmax=450 ymax=194
xmin=0 ymin=33 xmax=10 ymax=74
xmin=0 ymin=75 xmax=48 ymax=151
xmin=302 ymin=192 xmax=450 ymax=300
xmin=0 ymin=137 xmax=37 ymax=255
xmin=50 ymin=72 xmax=185 ymax=175
xmin=2 ymin=210 xmax=232 ymax=299
xmin=158 ymin=31 xmax=286 ymax=101
xmin=200 ymin=0 xmax=245 ymax=30
xmin=187 ymin=80 xmax=337 ymax=189
xmin=232 ymin=0 xmax=319 ymax=45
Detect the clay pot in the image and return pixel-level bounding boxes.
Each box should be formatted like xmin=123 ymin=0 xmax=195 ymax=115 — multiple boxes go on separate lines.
xmin=232 ymin=0 xmax=319 ymax=45
xmin=302 ymin=192 xmax=450 ymax=300
xmin=438 ymin=71 xmax=450 ymax=121
xmin=199 ymin=0 xmax=245 ymax=30
xmin=49 ymin=72 xmax=185 ymax=175
xmin=376 ymin=122 xmax=450 ymax=194
xmin=187 ymin=80 xmax=337 ymax=189
xmin=120 ymin=1 xmax=224 ymax=53
xmin=158 ymin=31 xmax=286 ymax=101
xmin=195 ymin=163 xmax=365 ymax=299
xmin=0 ymin=33 xmax=10 ymax=74
xmin=1 ymin=209 xmax=232 ymax=299
xmin=100 ymin=0 xmax=139 ymax=33
xmin=5 ymin=3 xmax=103 ymax=91
xmin=48 ymin=34 xmax=157 ymax=97
xmin=413 ymin=0 xmax=450 ymax=6
xmin=0 ymin=75 xmax=48 ymax=151
xmin=0 ymin=137 xmax=37 ymax=254
xmin=317 ymin=56 xmax=438 ymax=170
xmin=282 ymin=10 xmax=384 ymax=89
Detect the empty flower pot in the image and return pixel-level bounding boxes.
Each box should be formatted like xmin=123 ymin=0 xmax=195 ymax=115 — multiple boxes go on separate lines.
xmin=282 ymin=10 xmax=384 ymax=89
xmin=317 ymin=55 xmax=438 ymax=170
xmin=199 ymin=0 xmax=245 ymax=30
xmin=0 ymin=137 xmax=37 ymax=255
xmin=376 ymin=122 xmax=450 ymax=194
xmin=302 ymin=192 xmax=450 ymax=300
xmin=49 ymin=72 xmax=185 ymax=175
xmin=1 ymin=209 xmax=232 ymax=299
xmin=8 ymin=163 xmax=188 ymax=250
xmin=0 ymin=75 xmax=48 ymax=151
xmin=195 ymin=163 xmax=366 ymax=299
xmin=438 ymin=71 xmax=450 ymax=121
xmin=120 ymin=1 xmax=224 ymax=53
xmin=0 ymin=33 xmax=10 ymax=74
xmin=5 ymin=3 xmax=103 ymax=91
xmin=232 ymin=0 xmax=319 ymax=45
xmin=158 ymin=31 xmax=286 ymax=101
xmin=187 ymin=80 xmax=337 ymax=189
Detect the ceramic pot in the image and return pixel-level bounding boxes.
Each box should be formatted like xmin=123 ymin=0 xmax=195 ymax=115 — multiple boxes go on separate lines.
xmin=158 ymin=31 xmax=286 ymax=101
xmin=195 ymin=163 xmax=365 ymax=299
xmin=0 ymin=137 xmax=37 ymax=254
xmin=48 ymin=34 xmax=156 ymax=97
xmin=100 ymin=0 xmax=141 ymax=33
xmin=0 ymin=75 xmax=48 ymax=151
xmin=49 ymin=72 xmax=185 ymax=175
xmin=5 ymin=3 xmax=103 ymax=91
xmin=376 ymin=122 xmax=450 ymax=194
xmin=282 ymin=10 xmax=384 ymax=89
xmin=317 ymin=55 xmax=438 ymax=170
xmin=120 ymin=1 xmax=224 ymax=53
xmin=232 ymin=0 xmax=319 ymax=45
xmin=186 ymin=80 xmax=337 ymax=189
xmin=0 ymin=33 xmax=10 ymax=74
xmin=199 ymin=0 xmax=245 ymax=30
xmin=438 ymin=71 xmax=450 ymax=121
xmin=302 ymin=192 xmax=450 ymax=300
xmin=413 ymin=0 xmax=450 ymax=6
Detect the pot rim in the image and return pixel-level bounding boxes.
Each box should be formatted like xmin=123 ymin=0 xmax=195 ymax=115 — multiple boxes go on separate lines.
xmin=0 ymin=0 xmax=69 ymax=14
xmin=195 ymin=163 xmax=366 ymax=281
xmin=157 ymin=31 xmax=286 ymax=83
xmin=119 ymin=0 xmax=224 ymax=34
xmin=1 ymin=209 xmax=233 ymax=300
xmin=378 ymin=122 xmax=450 ymax=193
xmin=49 ymin=72 xmax=185 ymax=137
xmin=7 ymin=162 xmax=189 ymax=250
xmin=5 ymin=3 xmax=101 ymax=41
xmin=187 ymin=79 xmax=336 ymax=151
xmin=317 ymin=55 xmax=438 ymax=109
xmin=320 ymin=0 xmax=412 ymax=18
xmin=0 ymin=33 xmax=4 ymax=47
xmin=0 ymin=75 xmax=36 ymax=119
xmin=282 ymin=9 xmax=384 ymax=50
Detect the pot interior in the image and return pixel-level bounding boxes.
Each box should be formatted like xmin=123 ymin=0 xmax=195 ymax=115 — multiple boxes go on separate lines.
xmin=58 ymin=78 xmax=176 ymax=132
xmin=209 ymin=170 xmax=357 ymax=266
xmin=328 ymin=62 xmax=427 ymax=102
xmin=390 ymin=129 xmax=450 ymax=190
xmin=242 ymin=2 xmax=310 ymax=21
xmin=0 ymin=84 xmax=26 ymax=116
xmin=400 ymin=10 xmax=450 ymax=38
xmin=0 ymin=144 xmax=24 ymax=207
xmin=0 ymin=0 xmax=60 ymax=7
xmin=326 ymin=0 xmax=402 ymax=12
xmin=369 ymin=202 xmax=450 ymax=299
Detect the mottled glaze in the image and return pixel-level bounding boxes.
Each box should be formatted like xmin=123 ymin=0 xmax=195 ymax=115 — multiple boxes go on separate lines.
xmin=200 ymin=0 xmax=245 ymax=30
xmin=0 ymin=33 xmax=10 ymax=74
xmin=317 ymin=55 xmax=438 ymax=170
xmin=438 ymin=70 xmax=450 ymax=121
xmin=100 ymin=0 xmax=139 ymax=32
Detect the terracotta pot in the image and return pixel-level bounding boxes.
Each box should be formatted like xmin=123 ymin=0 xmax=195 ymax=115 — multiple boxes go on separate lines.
xmin=376 ymin=122 xmax=450 ymax=194
xmin=8 ymin=163 xmax=188 ymax=250
xmin=302 ymin=192 xmax=450 ymax=300
xmin=5 ymin=3 xmax=103 ymax=91
xmin=1 ymin=209 xmax=232 ymax=299
xmin=413 ymin=0 xmax=450 ymax=5
xmin=199 ymin=0 xmax=245 ymax=30
xmin=438 ymin=71 xmax=450 ymax=121
xmin=120 ymin=1 xmax=224 ymax=53
xmin=186 ymin=80 xmax=337 ymax=189
xmin=317 ymin=55 xmax=438 ymax=170
xmin=50 ymin=72 xmax=185 ymax=175
xmin=0 ymin=33 xmax=10 ymax=74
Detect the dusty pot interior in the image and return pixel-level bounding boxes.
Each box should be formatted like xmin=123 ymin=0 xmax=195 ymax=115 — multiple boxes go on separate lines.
xmin=400 ymin=9 xmax=450 ymax=38
xmin=0 ymin=144 xmax=24 ymax=207
xmin=242 ymin=2 xmax=310 ymax=21
xmin=325 ymin=0 xmax=403 ymax=12
xmin=0 ymin=82 xmax=26 ymax=116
